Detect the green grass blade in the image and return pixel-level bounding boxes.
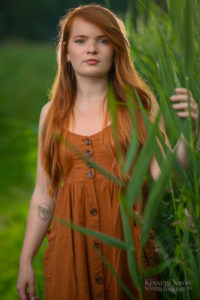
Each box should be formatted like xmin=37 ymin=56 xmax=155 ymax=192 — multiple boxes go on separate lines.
xmin=142 ymin=257 xmax=174 ymax=277
xmin=126 ymin=110 xmax=161 ymax=211
xmin=134 ymin=87 xmax=167 ymax=166
xmin=119 ymin=194 xmax=142 ymax=291
xmin=122 ymin=86 xmax=139 ymax=175
xmin=107 ymin=80 xmax=124 ymax=169
xmin=94 ymin=247 xmax=137 ymax=300
xmin=183 ymin=0 xmax=195 ymax=76
xmin=122 ymin=128 xmax=139 ymax=175
xmin=54 ymin=133 xmax=124 ymax=187
xmin=55 ymin=217 xmax=128 ymax=250
xmin=141 ymin=150 xmax=176 ymax=245
xmin=187 ymin=250 xmax=200 ymax=298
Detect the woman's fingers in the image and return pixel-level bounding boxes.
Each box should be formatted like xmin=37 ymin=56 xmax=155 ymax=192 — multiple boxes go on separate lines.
xmin=170 ymin=88 xmax=199 ymax=121
xmin=172 ymin=102 xmax=197 ymax=111
xmin=26 ymin=291 xmax=40 ymax=300
xmin=16 ymin=280 xmax=27 ymax=300
xmin=27 ymin=277 xmax=39 ymax=300
xmin=174 ymin=87 xmax=193 ymax=97
xmin=16 ymin=264 xmax=40 ymax=300
xmin=177 ymin=111 xmax=198 ymax=120
xmin=27 ymin=276 xmax=39 ymax=300
xmin=170 ymin=95 xmax=197 ymax=106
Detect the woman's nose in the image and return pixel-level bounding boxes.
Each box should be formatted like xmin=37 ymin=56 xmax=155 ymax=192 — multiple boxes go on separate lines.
xmin=86 ymin=40 xmax=97 ymax=54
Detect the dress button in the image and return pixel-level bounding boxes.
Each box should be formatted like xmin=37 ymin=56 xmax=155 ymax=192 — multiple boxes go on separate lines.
xmin=87 ymin=171 xmax=94 ymax=178
xmin=86 ymin=162 xmax=92 ymax=168
xmin=84 ymin=138 xmax=91 ymax=145
xmin=92 ymin=241 xmax=100 ymax=249
xmin=90 ymin=208 xmax=97 ymax=215
xmin=95 ymin=276 xmax=103 ymax=284
xmin=85 ymin=149 xmax=92 ymax=158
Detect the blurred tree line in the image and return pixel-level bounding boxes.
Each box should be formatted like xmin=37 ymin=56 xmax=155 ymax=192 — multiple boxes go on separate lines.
xmin=0 ymin=0 xmax=167 ymax=41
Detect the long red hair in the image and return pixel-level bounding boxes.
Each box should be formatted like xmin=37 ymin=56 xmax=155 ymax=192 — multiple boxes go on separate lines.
xmin=41 ymin=4 xmax=156 ymax=201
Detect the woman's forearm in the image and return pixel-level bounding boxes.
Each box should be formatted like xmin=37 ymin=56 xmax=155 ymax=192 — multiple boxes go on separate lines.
xmin=19 ymin=186 xmax=55 ymax=265
xmin=150 ymin=135 xmax=189 ymax=181
xmin=174 ymin=134 xmax=189 ymax=170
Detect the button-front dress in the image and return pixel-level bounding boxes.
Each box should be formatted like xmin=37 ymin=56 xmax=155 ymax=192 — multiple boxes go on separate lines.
xmin=43 ymin=124 xmax=160 ymax=300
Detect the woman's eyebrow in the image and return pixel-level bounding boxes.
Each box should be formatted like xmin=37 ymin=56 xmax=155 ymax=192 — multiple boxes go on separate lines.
xmin=73 ymin=35 xmax=107 ymax=39
xmin=73 ymin=35 xmax=87 ymax=38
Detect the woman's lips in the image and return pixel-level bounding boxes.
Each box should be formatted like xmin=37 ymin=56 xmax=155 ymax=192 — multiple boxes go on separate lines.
xmin=85 ymin=59 xmax=99 ymax=64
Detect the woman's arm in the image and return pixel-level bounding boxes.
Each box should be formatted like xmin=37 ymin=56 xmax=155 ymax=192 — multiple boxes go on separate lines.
xmin=149 ymin=88 xmax=199 ymax=181
xmin=16 ymin=101 xmax=55 ymax=300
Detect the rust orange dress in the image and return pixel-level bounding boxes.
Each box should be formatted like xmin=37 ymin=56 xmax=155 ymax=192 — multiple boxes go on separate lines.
xmin=43 ymin=124 xmax=160 ymax=300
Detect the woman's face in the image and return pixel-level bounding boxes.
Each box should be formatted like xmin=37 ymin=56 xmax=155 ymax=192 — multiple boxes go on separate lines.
xmin=67 ymin=17 xmax=114 ymax=79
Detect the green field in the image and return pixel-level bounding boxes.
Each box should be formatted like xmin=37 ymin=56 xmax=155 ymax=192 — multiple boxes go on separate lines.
xmin=0 ymin=42 xmax=56 ymax=299
xmin=0 ymin=1 xmax=200 ymax=299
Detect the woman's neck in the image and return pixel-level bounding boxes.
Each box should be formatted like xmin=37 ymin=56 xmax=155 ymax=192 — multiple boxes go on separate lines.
xmin=75 ymin=75 xmax=108 ymax=110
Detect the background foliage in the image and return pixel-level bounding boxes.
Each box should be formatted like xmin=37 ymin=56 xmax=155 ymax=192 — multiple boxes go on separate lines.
xmin=0 ymin=0 xmax=199 ymax=299
xmin=0 ymin=0 xmax=167 ymax=41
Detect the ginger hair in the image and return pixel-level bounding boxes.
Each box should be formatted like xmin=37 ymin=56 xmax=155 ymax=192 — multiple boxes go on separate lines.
xmin=40 ymin=4 xmax=156 ymax=201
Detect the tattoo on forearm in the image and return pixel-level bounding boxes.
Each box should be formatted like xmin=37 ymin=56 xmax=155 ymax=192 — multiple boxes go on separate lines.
xmin=38 ymin=203 xmax=52 ymax=222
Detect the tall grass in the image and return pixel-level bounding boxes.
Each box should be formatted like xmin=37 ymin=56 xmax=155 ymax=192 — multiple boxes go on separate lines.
xmin=56 ymin=1 xmax=200 ymax=299
xmin=1 ymin=1 xmax=199 ymax=299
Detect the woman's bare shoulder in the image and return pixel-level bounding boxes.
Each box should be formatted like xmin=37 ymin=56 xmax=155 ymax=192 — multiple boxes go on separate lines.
xmin=38 ymin=100 xmax=52 ymax=128
xmin=37 ymin=100 xmax=52 ymax=136
xmin=40 ymin=100 xmax=52 ymax=118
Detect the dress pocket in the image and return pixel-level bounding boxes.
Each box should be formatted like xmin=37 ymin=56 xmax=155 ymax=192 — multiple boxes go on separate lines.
xmin=44 ymin=229 xmax=56 ymax=279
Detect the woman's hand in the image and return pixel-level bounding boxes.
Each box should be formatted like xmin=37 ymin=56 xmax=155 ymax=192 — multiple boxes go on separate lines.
xmin=150 ymin=88 xmax=198 ymax=180
xmin=170 ymin=87 xmax=198 ymax=133
xmin=169 ymin=87 xmax=200 ymax=169
xmin=16 ymin=262 xmax=40 ymax=300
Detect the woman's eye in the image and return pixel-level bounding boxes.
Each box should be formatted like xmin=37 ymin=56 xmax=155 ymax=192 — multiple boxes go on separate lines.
xmin=74 ymin=39 xmax=85 ymax=44
xmin=100 ymin=39 xmax=109 ymax=44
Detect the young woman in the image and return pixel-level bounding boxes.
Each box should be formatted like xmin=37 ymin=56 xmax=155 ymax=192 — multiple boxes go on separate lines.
xmin=16 ymin=4 xmax=198 ymax=300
